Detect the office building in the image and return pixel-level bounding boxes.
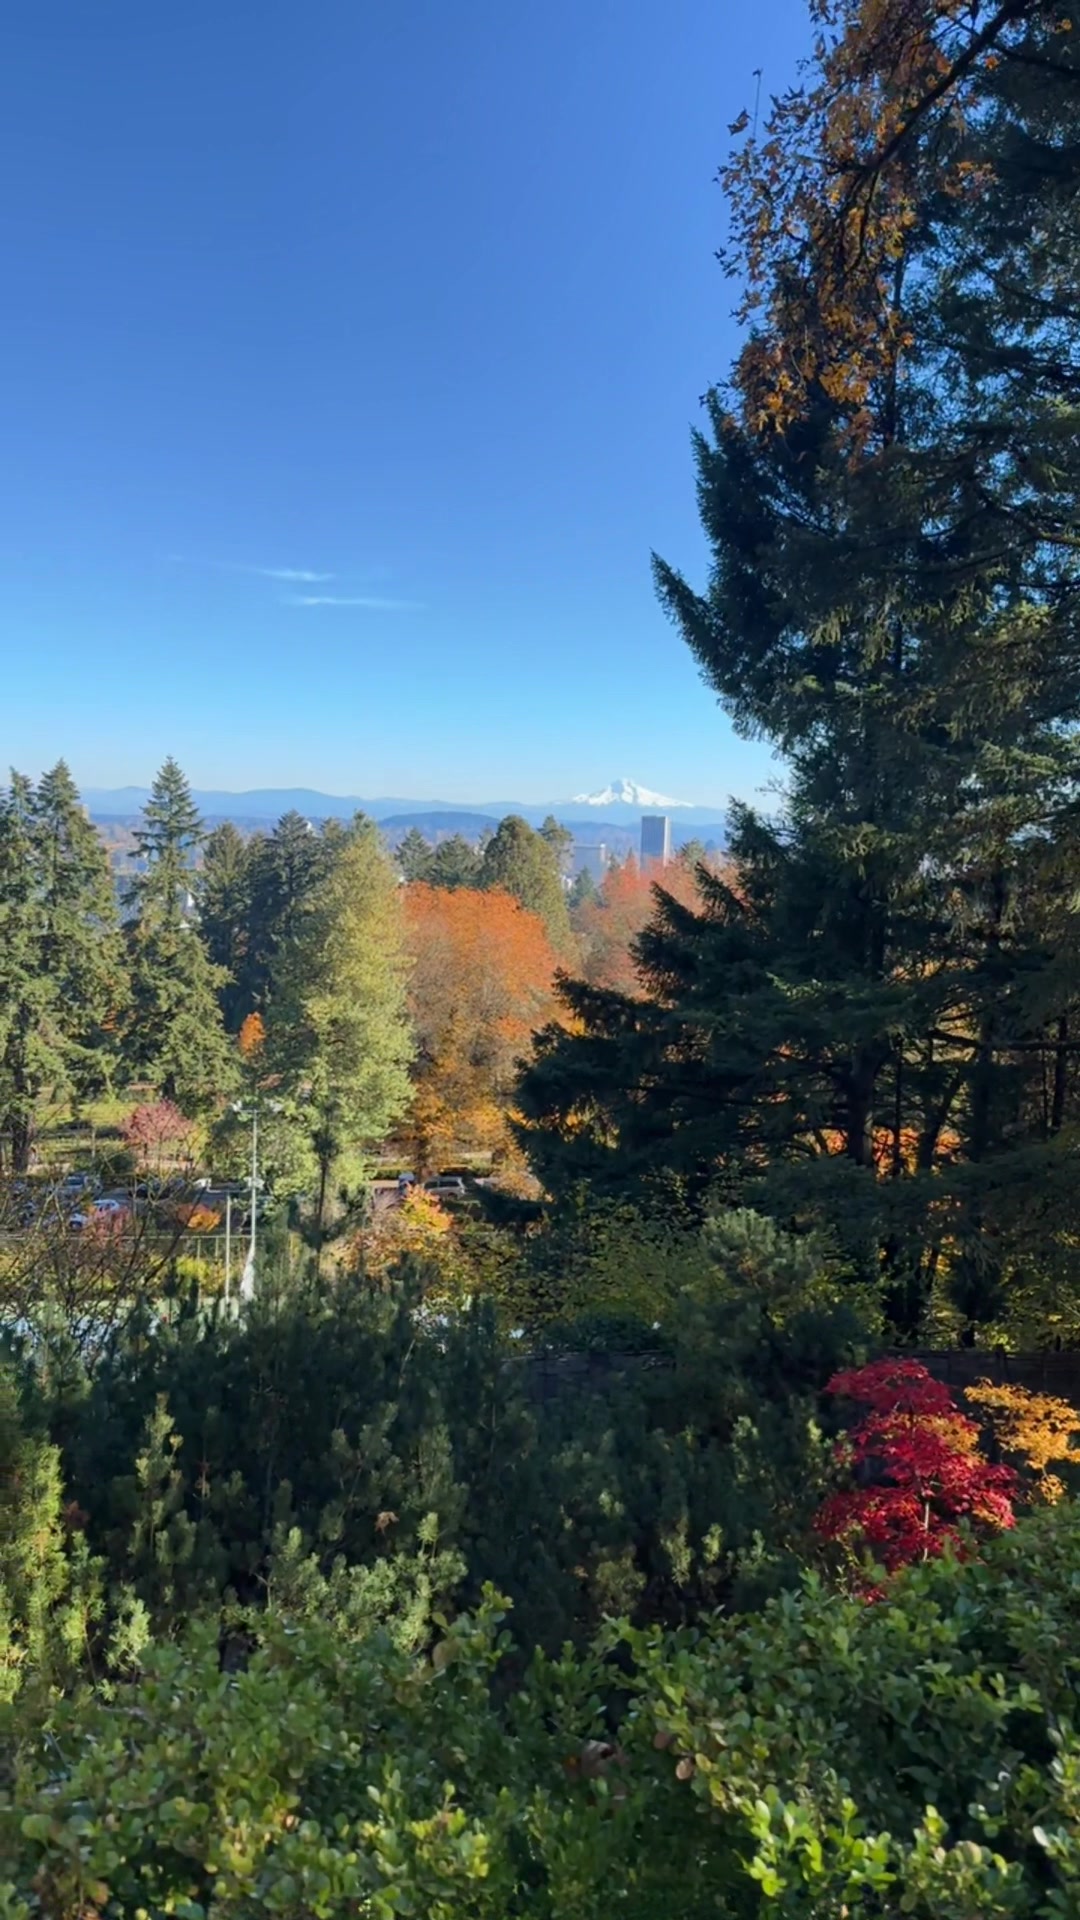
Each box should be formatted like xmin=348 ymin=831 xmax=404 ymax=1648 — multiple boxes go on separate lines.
xmin=640 ymin=814 xmax=671 ymax=865
xmin=571 ymin=842 xmax=608 ymax=882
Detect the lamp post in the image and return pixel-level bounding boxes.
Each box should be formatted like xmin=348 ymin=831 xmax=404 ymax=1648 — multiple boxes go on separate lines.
xmin=231 ymin=1098 xmax=260 ymax=1301
xmin=224 ymin=1190 xmax=232 ymax=1305
xmin=229 ymin=1095 xmax=280 ymax=1303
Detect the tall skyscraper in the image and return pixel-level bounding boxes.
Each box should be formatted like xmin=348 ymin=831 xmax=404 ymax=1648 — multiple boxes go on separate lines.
xmin=640 ymin=814 xmax=672 ymax=865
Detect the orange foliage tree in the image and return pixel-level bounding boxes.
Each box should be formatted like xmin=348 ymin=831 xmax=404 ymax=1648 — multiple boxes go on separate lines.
xmin=574 ymin=855 xmax=723 ymax=996
xmin=404 ymin=885 xmax=560 ymax=1168
xmin=238 ymin=1011 xmax=266 ymax=1061
xmin=722 ymin=0 xmax=1052 ymax=437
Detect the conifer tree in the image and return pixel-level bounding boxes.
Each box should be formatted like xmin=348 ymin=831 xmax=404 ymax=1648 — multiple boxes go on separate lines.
xmin=126 ymin=756 xmax=202 ymax=926
xmin=427 ymin=834 xmax=482 ymax=891
xmin=397 ymin=826 xmax=434 ymax=883
xmin=0 ymin=775 xmax=54 ymax=1172
xmin=197 ymin=823 xmax=253 ymax=1031
xmin=0 ymin=765 xmax=125 ymax=1169
xmin=242 ymin=812 xmax=337 ymax=1016
xmin=122 ymin=762 xmax=233 ymax=1111
xmin=519 ymin=2 xmax=1080 ymax=1337
xmin=539 ymin=814 xmax=573 ymax=877
xmin=479 ymin=815 xmax=572 ymax=950
xmin=34 ymin=760 xmax=125 ymax=1096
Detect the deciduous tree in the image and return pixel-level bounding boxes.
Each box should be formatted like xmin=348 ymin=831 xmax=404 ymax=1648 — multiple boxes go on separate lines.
xmin=574 ymin=854 xmax=712 ymax=995
xmin=816 ymin=1360 xmax=1017 ymax=1584
xmin=405 ymin=884 xmax=560 ymax=1167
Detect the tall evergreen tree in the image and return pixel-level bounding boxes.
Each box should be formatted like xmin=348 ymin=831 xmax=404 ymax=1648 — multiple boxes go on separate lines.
xmin=197 ymin=824 xmax=254 ymax=1032
xmin=125 ymin=756 xmax=201 ymax=926
xmin=396 ymin=827 xmax=434 ymax=883
xmin=243 ymin=812 xmax=338 ymax=1017
xmin=33 ymin=760 xmax=125 ymax=1101
xmin=122 ymin=762 xmax=233 ymax=1111
xmin=0 ymin=765 xmax=125 ymax=1170
xmin=539 ymin=814 xmax=573 ymax=877
xmin=519 ymin=2 xmax=1080 ymax=1338
xmin=479 ymin=815 xmax=572 ymax=950
xmin=0 ymin=776 xmax=54 ymax=1173
xmin=427 ymin=834 xmax=482 ymax=891
xmin=568 ymin=867 xmax=598 ymax=912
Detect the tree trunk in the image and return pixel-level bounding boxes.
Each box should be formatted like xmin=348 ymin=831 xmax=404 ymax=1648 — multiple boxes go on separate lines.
xmin=1051 ymin=1013 xmax=1069 ymax=1134
xmin=9 ymin=1114 xmax=32 ymax=1175
xmin=314 ymin=1152 xmax=330 ymax=1276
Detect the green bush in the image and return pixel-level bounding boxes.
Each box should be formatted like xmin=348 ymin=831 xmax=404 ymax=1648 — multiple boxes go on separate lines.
xmin=5 ymin=1507 xmax=1080 ymax=1917
xmin=14 ymin=1227 xmax=861 ymax=1655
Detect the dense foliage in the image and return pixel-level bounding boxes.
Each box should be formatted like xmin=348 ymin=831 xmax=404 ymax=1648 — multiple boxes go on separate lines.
xmin=6 ymin=1505 xmax=1080 ymax=1917
xmin=0 ymin=1210 xmax=864 ymax=1671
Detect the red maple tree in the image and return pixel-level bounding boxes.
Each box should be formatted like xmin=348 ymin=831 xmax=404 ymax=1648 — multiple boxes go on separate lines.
xmin=816 ymin=1359 xmax=1017 ymax=1581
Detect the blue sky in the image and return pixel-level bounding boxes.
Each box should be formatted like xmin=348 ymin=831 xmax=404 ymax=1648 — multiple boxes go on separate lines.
xmin=2 ymin=0 xmax=808 ymax=809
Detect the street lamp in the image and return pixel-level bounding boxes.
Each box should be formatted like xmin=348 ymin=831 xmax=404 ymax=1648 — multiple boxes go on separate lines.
xmin=229 ymin=1097 xmax=279 ymax=1301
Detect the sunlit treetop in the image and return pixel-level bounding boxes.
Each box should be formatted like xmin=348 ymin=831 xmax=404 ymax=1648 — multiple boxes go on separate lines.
xmin=722 ymin=0 xmax=1068 ymax=437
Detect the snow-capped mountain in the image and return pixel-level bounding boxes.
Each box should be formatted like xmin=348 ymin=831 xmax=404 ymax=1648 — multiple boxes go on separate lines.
xmin=570 ymin=776 xmax=694 ymax=810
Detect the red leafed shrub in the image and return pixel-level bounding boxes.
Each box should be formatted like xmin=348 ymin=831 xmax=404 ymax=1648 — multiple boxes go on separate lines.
xmin=816 ymin=1359 xmax=1017 ymax=1583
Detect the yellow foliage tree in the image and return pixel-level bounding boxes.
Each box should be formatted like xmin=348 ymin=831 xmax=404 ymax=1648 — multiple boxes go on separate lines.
xmin=967 ymin=1381 xmax=1080 ymax=1504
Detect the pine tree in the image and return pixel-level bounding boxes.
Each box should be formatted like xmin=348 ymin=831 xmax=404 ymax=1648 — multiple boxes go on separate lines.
xmin=427 ymin=834 xmax=482 ymax=891
xmin=243 ymin=812 xmax=338 ymax=1015
xmin=125 ymin=756 xmax=202 ymax=927
xmin=479 ymin=815 xmax=572 ymax=950
xmin=0 ymin=766 xmax=125 ymax=1169
xmin=569 ymin=867 xmax=598 ymax=912
xmin=197 ymin=823 xmax=253 ymax=1031
xmin=539 ymin=814 xmax=573 ymax=877
xmin=0 ymin=1364 xmax=102 ymax=1703
xmin=0 ymin=776 xmax=55 ymax=1172
xmin=397 ymin=827 xmax=434 ymax=883
xmin=123 ymin=762 xmax=233 ymax=1112
xmin=33 ymin=760 xmax=125 ymax=1099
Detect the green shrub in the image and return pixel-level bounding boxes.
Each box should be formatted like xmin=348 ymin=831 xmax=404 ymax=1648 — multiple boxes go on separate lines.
xmin=6 ymin=1507 xmax=1080 ymax=1917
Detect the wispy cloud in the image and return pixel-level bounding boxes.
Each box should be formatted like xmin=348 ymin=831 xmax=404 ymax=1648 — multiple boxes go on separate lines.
xmin=257 ymin=566 xmax=336 ymax=583
xmin=286 ymin=594 xmax=424 ymax=612
xmin=165 ymin=554 xmax=335 ymax=583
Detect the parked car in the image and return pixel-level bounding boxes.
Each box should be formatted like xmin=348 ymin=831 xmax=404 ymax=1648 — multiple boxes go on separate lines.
xmin=423 ymin=1175 xmax=467 ymax=1199
xmin=59 ymin=1170 xmax=100 ymax=1198
xmin=69 ymin=1196 xmax=130 ymax=1232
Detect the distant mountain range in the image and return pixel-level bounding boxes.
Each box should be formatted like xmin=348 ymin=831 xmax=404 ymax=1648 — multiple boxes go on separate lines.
xmin=82 ymin=777 xmax=730 ymax=840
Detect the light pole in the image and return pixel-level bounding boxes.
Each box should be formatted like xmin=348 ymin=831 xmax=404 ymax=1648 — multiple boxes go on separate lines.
xmin=231 ymin=1097 xmax=260 ymax=1301
xmin=224 ymin=1190 xmax=232 ymax=1305
xmin=230 ymin=1096 xmax=279 ymax=1303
